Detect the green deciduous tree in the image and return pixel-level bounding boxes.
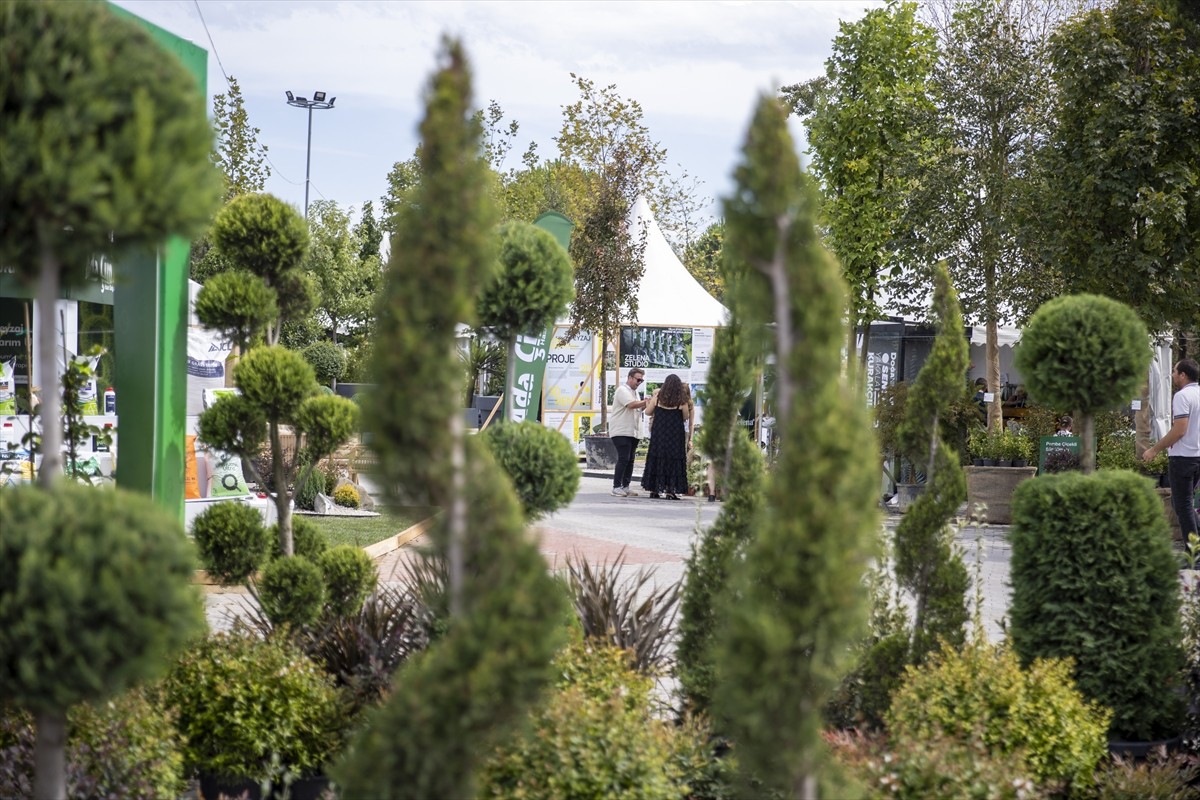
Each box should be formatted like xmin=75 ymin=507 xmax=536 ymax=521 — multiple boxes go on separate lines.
xmin=0 ymin=483 xmax=204 ymax=799
xmin=334 ymin=40 xmax=564 ymax=798
xmin=212 ymin=76 xmax=270 ymax=203
xmin=354 ymin=200 xmax=384 ymax=264
xmin=0 ymin=0 xmax=221 ymax=485
xmin=1037 ymin=0 xmax=1200 ymax=335
xmin=784 ymin=0 xmax=941 ymax=365
xmin=683 ymin=221 xmax=726 ymax=302
xmin=893 ymin=262 xmax=971 ymax=663
xmin=304 ymin=199 xmax=380 ymax=345
xmin=714 ymin=96 xmax=879 ymax=797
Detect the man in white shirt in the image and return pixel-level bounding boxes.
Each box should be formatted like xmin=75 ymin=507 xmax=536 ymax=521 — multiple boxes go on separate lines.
xmin=1144 ymin=358 xmax=1200 ymax=538
xmin=609 ymin=367 xmax=649 ymax=497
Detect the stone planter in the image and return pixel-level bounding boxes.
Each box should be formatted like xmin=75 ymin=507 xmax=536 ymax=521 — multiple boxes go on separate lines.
xmin=965 ymin=465 xmax=1039 ymax=525
xmin=583 ymin=434 xmax=618 ymax=471
xmin=894 ymin=482 xmax=926 ymax=512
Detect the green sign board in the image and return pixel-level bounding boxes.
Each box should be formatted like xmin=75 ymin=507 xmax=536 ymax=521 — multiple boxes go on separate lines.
xmin=1038 ymin=435 xmax=1091 ymax=473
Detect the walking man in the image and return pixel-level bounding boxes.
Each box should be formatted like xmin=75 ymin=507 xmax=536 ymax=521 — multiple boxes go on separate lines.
xmin=1144 ymin=358 xmax=1200 ymax=538
xmin=610 ymin=367 xmax=649 ymax=497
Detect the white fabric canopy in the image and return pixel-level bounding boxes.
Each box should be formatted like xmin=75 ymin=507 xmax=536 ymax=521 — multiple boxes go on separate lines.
xmin=627 ymin=196 xmax=728 ymax=327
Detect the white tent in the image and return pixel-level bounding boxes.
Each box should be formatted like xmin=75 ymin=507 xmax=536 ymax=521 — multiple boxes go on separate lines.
xmin=627 ymin=196 xmax=727 ymax=327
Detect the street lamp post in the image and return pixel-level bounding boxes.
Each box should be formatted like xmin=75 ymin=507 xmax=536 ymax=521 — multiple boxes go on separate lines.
xmin=285 ymin=90 xmax=336 ymax=219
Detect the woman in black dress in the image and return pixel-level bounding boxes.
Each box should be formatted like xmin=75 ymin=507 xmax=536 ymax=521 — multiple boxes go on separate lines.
xmin=641 ymin=374 xmax=693 ymax=499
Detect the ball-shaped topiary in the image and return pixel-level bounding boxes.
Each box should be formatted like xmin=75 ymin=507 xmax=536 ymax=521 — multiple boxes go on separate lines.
xmin=269 ymin=515 xmax=328 ymax=562
xmin=301 ymin=340 xmax=347 ymax=387
xmin=1009 ymin=470 xmax=1183 ymax=741
xmin=477 ymin=221 xmax=575 ymax=342
xmin=210 ymin=193 xmax=309 ymax=285
xmin=887 ymin=639 xmax=1111 ymax=794
xmin=333 ymin=484 xmax=361 ymax=508
xmin=0 ymin=484 xmax=205 ymax=712
xmin=233 ymin=345 xmax=318 ymax=422
xmin=164 ymin=633 xmax=341 ymax=781
xmin=318 ymin=545 xmax=378 ymax=617
xmin=191 ymin=500 xmax=271 ymax=584
xmin=483 ymin=421 xmax=580 ymax=519
xmin=193 ymin=270 xmax=279 ymax=351
xmin=258 ymin=555 xmax=326 ymax=629
xmin=1015 ymin=294 xmax=1149 ymax=418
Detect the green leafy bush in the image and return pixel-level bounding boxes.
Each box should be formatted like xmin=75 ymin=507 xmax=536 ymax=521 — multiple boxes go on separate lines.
xmin=478 ymin=639 xmax=691 ymax=799
xmin=301 ymin=339 xmax=347 ymax=387
xmin=269 ymin=516 xmax=328 ymax=562
xmin=294 ymin=465 xmax=328 ymax=511
xmin=164 ymin=632 xmax=342 ymax=782
xmin=258 ymin=556 xmax=326 ymax=629
xmin=887 ymin=639 xmax=1110 ymax=795
xmin=317 ymin=545 xmax=377 ymax=617
xmin=191 ymin=500 xmax=270 ymax=583
xmin=483 ymin=420 xmax=579 ymax=519
xmin=1009 ymin=470 xmax=1184 ymax=740
xmin=0 ymin=686 xmax=187 ymax=799
xmin=333 ymin=484 xmax=360 ymax=508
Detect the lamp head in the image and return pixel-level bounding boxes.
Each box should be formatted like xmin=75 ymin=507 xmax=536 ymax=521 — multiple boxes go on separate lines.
xmin=285 ymin=90 xmax=294 ymax=102
xmin=313 ymin=91 xmax=326 ymax=102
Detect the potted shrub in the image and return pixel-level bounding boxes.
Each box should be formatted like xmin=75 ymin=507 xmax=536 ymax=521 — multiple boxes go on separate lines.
xmin=164 ymin=632 xmax=345 ymax=798
xmin=967 ymin=426 xmax=988 ymax=467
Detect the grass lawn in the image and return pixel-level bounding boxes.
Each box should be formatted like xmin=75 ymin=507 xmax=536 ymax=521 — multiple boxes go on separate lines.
xmin=303 ymin=507 xmax=435 ymax=549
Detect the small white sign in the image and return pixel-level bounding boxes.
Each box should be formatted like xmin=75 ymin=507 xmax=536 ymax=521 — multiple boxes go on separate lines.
xmin=983 ymin=392 xmax=995 ymax=403
xmin=1131 ymin=400 xmax=1142 ymax=411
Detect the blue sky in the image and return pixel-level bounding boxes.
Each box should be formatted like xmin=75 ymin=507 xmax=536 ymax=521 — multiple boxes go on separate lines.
xmin=113 ymin=0 xmax=885 ymax=225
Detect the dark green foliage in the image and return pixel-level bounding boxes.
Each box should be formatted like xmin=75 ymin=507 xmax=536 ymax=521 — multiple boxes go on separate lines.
xmin=333 ymin=41 xmax=565 ymax=799
xmin=565 ymin=550 xmax=681 ymax=674
xmin=295 ymin=394 xmax=359 ymax=463
xmin=294 ymin=464 xmax=328 ymax=511
xmin=285 ymin=516 xmax=329 ymax=562
xmin=0 ymin=0 xmax=221 ymax=277
xmin=235 ymin=345 xmax=316 ymax=420
xmin=210 ymin=193 xmax=309 ymax=287
xmin=1015 ymin=294 xmax=1150 ymax=418
xmin=164 ymin=633 xmax=342 ymax=781
xmin=197 ymin=393 xmax=267 ymax=457
xmin=318 ymin=544 xmax=378 ymax=618
xmin=713 ymin=97 xmax=879 ymax=796
xmin=1009 ymin=470 xmax=1184 ymax=740
xmin=191 ymin=499 xmax=271 ymax=584
xmin=677 ymin=432 xmax=764 ymax=713
xmin=301 ymin=339 xmax=347 ymax=386
xmin=894 ymin=263 xmax=971 ymax=661
xmin=258 ymin=555 xmax=326 ymax=629
xmin=477 ymin=638 xmax=695 ymax=799
xmin=478 ymin=221 xmax=574 ymax=342
xmin=483 ymin=420 xmax=580 ymax=519
xmin=365 ymin=40 xmax=499 ymax=508
xmin=0 ymin=484 xmax=204 ymax=712
xmin=1 ymin=686 xmax=187 ymax=800
xmin=193 ymin=270 xmax=279 ymax=352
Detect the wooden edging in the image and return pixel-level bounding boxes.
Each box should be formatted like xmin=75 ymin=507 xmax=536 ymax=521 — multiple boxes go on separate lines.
xmin=192 ymin=510 xmax=442 ymax=593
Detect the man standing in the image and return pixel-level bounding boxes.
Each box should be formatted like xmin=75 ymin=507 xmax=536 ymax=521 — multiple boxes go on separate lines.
xmin=1144 ymin=358 xmax=1200 ymax=538
xmin=610 ymin=367 xmax=649 ymax=497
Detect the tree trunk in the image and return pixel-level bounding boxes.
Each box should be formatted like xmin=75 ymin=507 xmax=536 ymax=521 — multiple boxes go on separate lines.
xmin=504 ymin=335 xmax=517 ymax=423
xmin=598 ymin=330 xmax=609 ymax=431
xmin=33 ymin=708 xmax=66 ymax=800
xmin=1079 ymin=410 xmax=1095 ymax=475
xmin=271 ymin=421 xmax=292 ymax=556
xmin=986 ymin=319 xmax=1002 ymax=433
xmin=36 ymin=237 xmax=62 ymax=488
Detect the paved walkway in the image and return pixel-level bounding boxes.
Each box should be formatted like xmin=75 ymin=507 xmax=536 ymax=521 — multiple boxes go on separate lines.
xmin=206 ymin=472 xmax=1015 ymax=640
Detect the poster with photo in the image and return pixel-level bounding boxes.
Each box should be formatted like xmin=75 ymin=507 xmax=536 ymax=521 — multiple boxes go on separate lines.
xmin=618 ymin=325 xmax=716 ymax=385
xmin=543 ymin=327 xmax=595 ymax=412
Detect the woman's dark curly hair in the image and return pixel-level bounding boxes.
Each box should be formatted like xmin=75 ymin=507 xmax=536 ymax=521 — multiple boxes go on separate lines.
xmin=657 ymin=374 xmax=687 ymax=407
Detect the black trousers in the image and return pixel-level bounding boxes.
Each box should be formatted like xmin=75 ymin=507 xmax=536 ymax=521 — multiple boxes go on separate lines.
xmin=1169 ymin=456 xmax=1200 ymax=537
xmin=612 ymin=436 xmax=639 ymax=489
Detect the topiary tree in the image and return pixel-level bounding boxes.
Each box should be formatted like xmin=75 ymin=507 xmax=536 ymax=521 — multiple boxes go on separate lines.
xmin=198 ymin=345 xmax=359 ymax=557
xmin=477 ymin=221 xmax=574 ymax=422
xmin=483 ymin=421 xmax=580 ymax=520
xmin=1014 ymin=294 xmax=1150 ymax=473
xmin=0 ymin=483 xmax=206 ymax=799
xmin=317 ymin=545 xmax=378 ymax=618
xmin=191 ymin=500 xmax=271 ymax=584
xmin=712 ymin=96 xmax=880 ymax=797
xmin=333 ymin=40 xmax=565 ymax=798
xmin=301 ymin=339 xmax=348 ymax=388
xmin=258 ymin=556 xmax=326 ymax=629
xmin=893 ymin=262 xmax=971 ymax=663
xmin=0 ymin=0 xmax=221 ymax=484
xmin=1009 ymin=470 xmax=1183 ymax=741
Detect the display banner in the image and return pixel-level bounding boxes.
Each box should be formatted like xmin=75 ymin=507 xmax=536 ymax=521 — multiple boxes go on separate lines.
xmin=618 ymin=324 xmax=715 ymax=385
xmin=543 ymin=327 xmax=595 ymax=412
xmin=507 ymin=327 xmax=553 ymax=422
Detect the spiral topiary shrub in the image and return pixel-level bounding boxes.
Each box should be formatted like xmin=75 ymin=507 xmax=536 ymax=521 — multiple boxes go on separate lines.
xmin=258 ymin=556 xmax=326 ymax=629
xmin=483 ymin=421 xmax=580 ymax=520
xmin=164 ymin=632 xmax=342 ymax=782
xmin=887 ymin=639 xmax=1111 ymax=795
xmin=318 ymin=545 xmax=377 ymax=617
xmin=1009 ymin=470 xmax=1183 ymax=741
xmin=333 ymin=484 xmax=361 ymax=508
xmin=191 ymin=500 xmax=270 ymax=584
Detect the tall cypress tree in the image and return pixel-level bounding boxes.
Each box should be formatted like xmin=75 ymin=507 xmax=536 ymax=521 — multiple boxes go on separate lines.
xmin=713 ymin=96 xmax=879 ymax=798
xmin=893 ymin=262 xmax=970 ymax=662
xmin=333 ymin=40 xmax=564 ymax=799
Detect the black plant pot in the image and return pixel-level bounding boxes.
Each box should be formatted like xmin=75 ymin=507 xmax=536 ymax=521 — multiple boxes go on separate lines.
xmin=1107 ymin=733 xmax=1183 ymax=761
xmin=972 ymin=458 xmax=984 ymax=466
xmin=271 ymin=775 xmax=333 ymax=800
xmin=981 ymin=458 xmax=998 ymax=467
xmin=199 ymin=772 xmax=263 ymax=800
